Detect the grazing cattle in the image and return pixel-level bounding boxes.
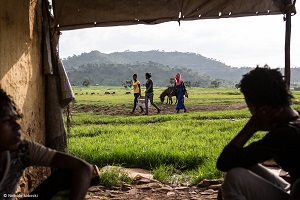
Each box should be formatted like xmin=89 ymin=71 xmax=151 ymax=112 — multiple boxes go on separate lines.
xmin=104 ymin=91 xmax=111 ymax=94
xmin=86 ymin=92 xmax=88 ymax=95
xmin=159 ymin=86 xmax=177 ymax=104
xmin=91 ymin=92 xmax=95 ymax=95
xmin=125 ymin=91 xmax=131 ymax=94
xmin=111 ymin=92 xmax=116 ymax=94
xmin=74 ymin=93 xmax=78 ymax=95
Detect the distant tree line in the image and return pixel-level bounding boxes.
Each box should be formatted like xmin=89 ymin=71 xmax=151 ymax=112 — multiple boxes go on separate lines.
xmin=66 ymin=62 xmax=235 ymax=88
xmin=62 ymin=50 xmax=300 ymax=87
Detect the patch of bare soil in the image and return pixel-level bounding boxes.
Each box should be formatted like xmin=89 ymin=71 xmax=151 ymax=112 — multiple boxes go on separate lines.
xmin=72 ymin=102 xmax=247 ymax=116
xmin=85 ymin=167 xmax=222 ymax=200
xmin=85 ymin=181 xmax=221 ymax=200
xmin=85 ymin=164 xmax=285 ymax=200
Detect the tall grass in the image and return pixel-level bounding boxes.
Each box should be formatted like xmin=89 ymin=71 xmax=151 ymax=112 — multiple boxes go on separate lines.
xmin=66 ymin=87 xmax=299 ymax=185
xmin=66 ymin=112 xmax=263 ymax=185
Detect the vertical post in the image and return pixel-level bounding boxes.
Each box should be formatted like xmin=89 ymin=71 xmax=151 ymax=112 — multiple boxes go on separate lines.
xmin=284 ymin=6 xmax=292 ymax=89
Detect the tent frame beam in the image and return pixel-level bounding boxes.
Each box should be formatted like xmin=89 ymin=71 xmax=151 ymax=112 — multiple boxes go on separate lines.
xmin=285 ymin=5 xmax=292 ymax=89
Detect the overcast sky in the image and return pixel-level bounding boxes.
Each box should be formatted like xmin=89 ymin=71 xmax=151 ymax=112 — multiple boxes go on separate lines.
xmin=59 ymin=11 xmax=300 ymax=68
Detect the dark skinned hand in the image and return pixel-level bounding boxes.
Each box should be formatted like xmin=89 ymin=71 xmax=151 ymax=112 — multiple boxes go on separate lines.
xmin=248 ymin=106 xmax=284 ymax=131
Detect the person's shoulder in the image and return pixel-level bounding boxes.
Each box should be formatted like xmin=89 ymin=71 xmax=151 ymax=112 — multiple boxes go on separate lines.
xmin=21 ymin=139 xmax=40 ymax=147
xmin=269 ymin=122 xmax=300 ymax=138
xmin=10 ymin=140 xmax=31 ymax=164
xmin=18 ymin=139 xmax=30 ymax=150
xmin=18 ymin=140 xmax=38 ymax=152
xmin=21 ymin=139 xmax=54 ymax=153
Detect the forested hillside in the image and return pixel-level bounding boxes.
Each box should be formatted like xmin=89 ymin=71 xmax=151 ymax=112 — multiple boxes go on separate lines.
xmin=66 ymin=61 xmax=233 ymax=87
xmin=62 ymin=50 xmax=300 ymax=87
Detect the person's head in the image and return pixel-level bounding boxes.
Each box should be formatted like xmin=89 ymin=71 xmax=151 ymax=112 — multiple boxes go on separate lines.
xmin=175 ymin=73 xmax=181 ymax=81
xmin=145 ymin=73 xmax=152 ymax=79
xmin=133 ymin=74 xmax=137 ymax=81
xmin=237 ymin=66 xmax=293 ymax=113
xmin=0 ymin=88 xmax=22 ymax=151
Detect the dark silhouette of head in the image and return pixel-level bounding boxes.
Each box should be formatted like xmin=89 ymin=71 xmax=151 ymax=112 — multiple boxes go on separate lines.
xmin=145 ymin=73 xmax=152 ymax=79
xmin=0 ymin=88 xmax=21 ymax=119
xmin=237 ymin=65 xmax=293 ymax=108
xmin=133 ymin=74 xmax=137 ymax=81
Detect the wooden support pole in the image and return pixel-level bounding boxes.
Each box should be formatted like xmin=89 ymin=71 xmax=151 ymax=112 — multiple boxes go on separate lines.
xmin=284 ymin=5 xmax=292 ymax=89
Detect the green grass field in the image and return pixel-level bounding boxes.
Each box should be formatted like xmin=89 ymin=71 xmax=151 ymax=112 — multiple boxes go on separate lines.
xmin=66 ymin=86 xmax=300 ymax=185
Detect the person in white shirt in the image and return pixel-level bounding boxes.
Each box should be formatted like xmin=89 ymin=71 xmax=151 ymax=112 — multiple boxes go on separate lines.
xmin=0 ymin=88 xmax=93 ymax=200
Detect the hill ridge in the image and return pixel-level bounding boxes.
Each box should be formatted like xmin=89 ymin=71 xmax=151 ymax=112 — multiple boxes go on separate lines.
xmin=62 ymin=50 xmax=300 ymax=86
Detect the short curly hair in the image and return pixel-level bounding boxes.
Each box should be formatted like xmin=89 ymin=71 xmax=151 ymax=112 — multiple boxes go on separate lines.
xmin=145 ymin=72 xmax=152 ymax=78
xmin=237 ymin=65 xmax=293 ymax=107
xmin=0 ymin=88 xmax=21 ymax=119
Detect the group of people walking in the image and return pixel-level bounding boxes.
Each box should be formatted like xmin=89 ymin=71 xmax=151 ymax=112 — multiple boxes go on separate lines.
xmin=1 ymin=66 xmax=300 ymax=199
xmin=130 ymin=72 xmax=188 ymax=115
xmin=130 ymin=73 xmax=161 ymax=115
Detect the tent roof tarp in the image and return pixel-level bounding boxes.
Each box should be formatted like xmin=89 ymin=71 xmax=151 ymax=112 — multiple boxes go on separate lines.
xmin=53 ymin=0 xmax=295 ymax=30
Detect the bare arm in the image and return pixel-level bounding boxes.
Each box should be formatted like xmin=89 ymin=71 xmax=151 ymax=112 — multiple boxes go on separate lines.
xmin=230 ymin=107 xmax=282 ymax=147
xmin=217 ymin=106 xmax=285 ymax=171
xmin=138 ymin=83 xmax=142 ymax=96
xmin=50 ymin=152 xmax=93 ymax=200
xmin=229 ymin=119 xmax=258 ymax=147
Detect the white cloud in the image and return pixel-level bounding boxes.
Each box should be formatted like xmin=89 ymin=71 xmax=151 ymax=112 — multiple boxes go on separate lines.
xmin=59 ymin=12 xmax=300 ymax=68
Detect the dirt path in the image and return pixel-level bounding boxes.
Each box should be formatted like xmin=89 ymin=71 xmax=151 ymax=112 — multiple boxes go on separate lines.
xmin=85 ymin=182 xmax=221 ymax=200
xmin=84 ymin=165 xmax=284 ymax=200
xmin=73 ymin=102 xmax=247 ymax=116
xmin=85 ymin=167 xmax=222 ymax=200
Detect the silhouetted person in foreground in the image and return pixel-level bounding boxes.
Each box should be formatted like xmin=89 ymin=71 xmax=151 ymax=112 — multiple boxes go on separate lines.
xmin=0 ymin=88 xmax=93 ymax=200
xmin=217 ymin=66 xmax=300 ymax=200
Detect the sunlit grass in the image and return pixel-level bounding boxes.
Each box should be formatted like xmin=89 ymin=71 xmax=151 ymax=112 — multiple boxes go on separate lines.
xmin=66 ymin=86 xmax=298 ymax=185
xmin=66 ymin=113 xmax=258 ymax=185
